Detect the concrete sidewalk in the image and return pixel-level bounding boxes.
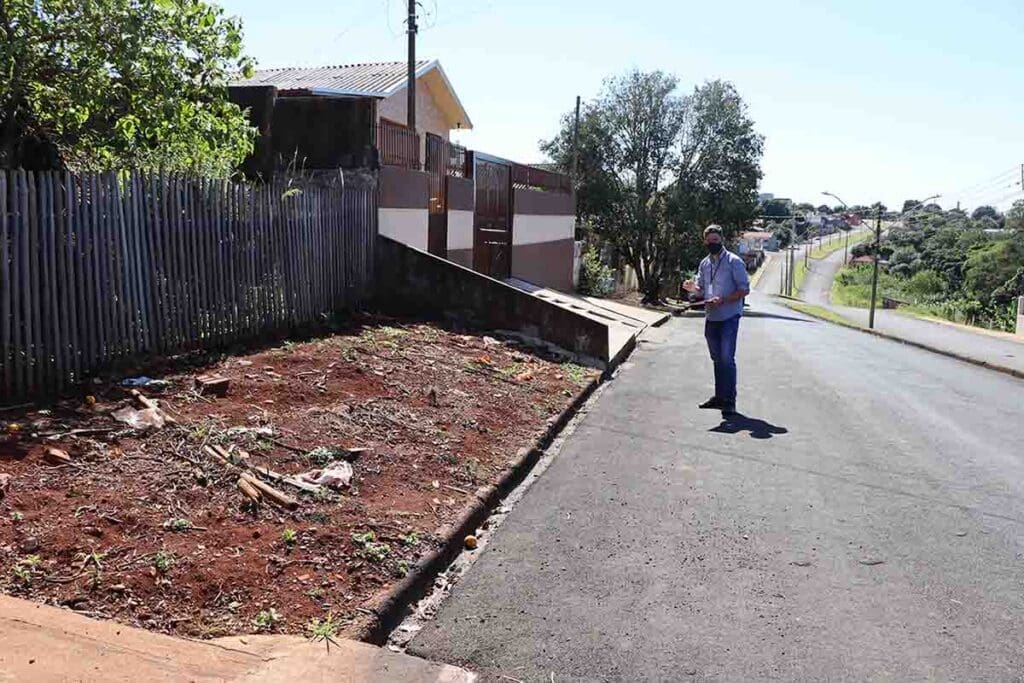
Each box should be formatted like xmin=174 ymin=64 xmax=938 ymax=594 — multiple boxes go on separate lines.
xmin=0 ymin=595 xmax=474 ymax=682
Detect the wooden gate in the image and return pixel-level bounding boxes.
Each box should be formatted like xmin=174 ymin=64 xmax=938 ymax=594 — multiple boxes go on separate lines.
xmin=425 ymin=133 xmax=448 ymax=257
xmin=472 ymin=156 xmax=512 ymax=280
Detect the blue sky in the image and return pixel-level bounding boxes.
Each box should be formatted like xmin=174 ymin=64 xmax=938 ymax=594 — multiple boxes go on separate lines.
xmin=218 ymin=0 xmax=1024 ymax=211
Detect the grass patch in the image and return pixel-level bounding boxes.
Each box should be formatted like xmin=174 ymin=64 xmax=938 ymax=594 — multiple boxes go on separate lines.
xmin=794 ymin=259 xmax=808 ymax=293
xmin=809 ymin=230 xmax=871 ymax=260
xmin=784 ymin=301 xmax=859 ymax=327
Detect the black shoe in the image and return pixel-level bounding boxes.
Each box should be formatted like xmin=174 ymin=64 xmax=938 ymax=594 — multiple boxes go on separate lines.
xmin=699 ymin=397 xmax=723 ymax=409
xmin=720 ymin=403 xmax=738 ymax=417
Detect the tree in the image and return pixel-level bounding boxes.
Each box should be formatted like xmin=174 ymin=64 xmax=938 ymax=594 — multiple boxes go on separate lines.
xmin=761 ymin=199 xmax=791 ymax=218
xmin=1005 ymin=199 xmax=1024 ymax=232
xmin=971 ymin=205 xmax=999 ymax=221
xmin=541 ymin=72 xmax=762 ymax=302
xmin=816 ymin=204 xmax=832 ymax=214
xmin=902 ymin=199 xmax=921 ymax=213
xmin=963 ymin=235 xmax=1024 ymax=302
xmin=870 ymin=201 xmax=888 ymax=214
xmin=0 ymin=0 xmax=255 ymax=174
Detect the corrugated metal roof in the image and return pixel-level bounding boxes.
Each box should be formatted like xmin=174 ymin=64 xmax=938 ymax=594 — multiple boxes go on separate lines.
xmin=233 ymin=60 xmax=434 ymax=98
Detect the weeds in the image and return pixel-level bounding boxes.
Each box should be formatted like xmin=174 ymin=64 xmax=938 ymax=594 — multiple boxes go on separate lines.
xmin=307 ymin=447 xmax=345 ymax=467
xmin=153 ymin=550 xmax=175 ymax=573
xmin=352 ymin=530 xmax=389 ymax=562
xmin=281 ymin=528 xmax=298 ymax=546
xmin=163 ymin=518 xmax=193 ymax=532
xmin=364 ymin=542 xmax=390 ymax=563
xmin=254 ymin=608 xmax=283 ymax=632
xmin=351 ymin=530 xmax=376 ymax=546
xmin=76 ymin=549 xmax=106 ymax=571
xmin=10 ymin=511 xmax=23 ymax=522
xmin=563 ymin=363 xmax=588 ymax=383
xmin=401 ymin=532 xmax=420 ymax=547
xmin=12 ymin=555 xmax=41 ymax=586
xmin=306 ymin=613 xmax=340 ymax=651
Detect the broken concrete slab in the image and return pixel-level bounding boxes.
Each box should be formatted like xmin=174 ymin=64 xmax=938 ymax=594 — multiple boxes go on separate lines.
xmin=0 ymin=595 xmax=475 ymax=682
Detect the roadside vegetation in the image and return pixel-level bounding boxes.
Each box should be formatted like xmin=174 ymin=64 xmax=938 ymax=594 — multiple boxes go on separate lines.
xmin=808 ymin=230 xmax=871 ymax=260
xmin=831 ymin=201 xmax=1023 ymax=331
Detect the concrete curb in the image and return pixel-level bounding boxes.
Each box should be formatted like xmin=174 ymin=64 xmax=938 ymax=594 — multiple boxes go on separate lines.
xmin=356 ymin=373 xmax=604 ymax=644
xmin=783 ymin=302 xmax=1024 ymax=382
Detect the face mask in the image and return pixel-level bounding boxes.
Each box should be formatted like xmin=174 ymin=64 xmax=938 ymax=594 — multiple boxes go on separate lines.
xmin=706 ymin=243 xmax=723 ymax=255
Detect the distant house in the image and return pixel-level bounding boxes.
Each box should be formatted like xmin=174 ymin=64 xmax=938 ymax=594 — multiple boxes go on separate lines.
xmin=229 ymin=60 xmax=472 ymax=177
xmin=849 ymin=255 xmax=874 ymax=265
xmin=737 ymin=230 xmax=780 ymax=253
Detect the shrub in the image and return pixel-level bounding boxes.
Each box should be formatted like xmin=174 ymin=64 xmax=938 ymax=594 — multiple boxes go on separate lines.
xmin=577 ymin=246 xmax=614 ymax=297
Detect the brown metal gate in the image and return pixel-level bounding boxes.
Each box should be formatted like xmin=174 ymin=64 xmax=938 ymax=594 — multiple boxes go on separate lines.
xmin=472 ymin=156 xmax=512 ymax=279
xmin=425 ymin=133 xmax=448 ymax=257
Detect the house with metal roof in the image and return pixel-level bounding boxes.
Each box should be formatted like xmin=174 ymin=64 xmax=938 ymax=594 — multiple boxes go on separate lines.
xmin=235 ymin=60 xmax=472 ymax=136
xmin=229 ymin=60 xmax=472 ymax=178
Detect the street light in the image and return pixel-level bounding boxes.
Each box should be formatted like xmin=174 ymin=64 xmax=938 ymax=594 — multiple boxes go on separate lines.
xmin=822 ymin=191 xmax=853 ymax=264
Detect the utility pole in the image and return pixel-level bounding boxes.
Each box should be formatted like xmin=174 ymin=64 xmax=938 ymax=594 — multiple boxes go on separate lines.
xmin=789 ymin=215 xmax=797 ymax=296
xmin=406 ymin=0 xmax=417 ymax=131
xmin=571 ymin=95 xmax=582 ymax=231
xmin=571 ymin=95 xmax=581 ymax=182
xmin=868 ymin=205 xmax=883 ymax=329
xmin=780 ymin=242 xmax=787 ymax=295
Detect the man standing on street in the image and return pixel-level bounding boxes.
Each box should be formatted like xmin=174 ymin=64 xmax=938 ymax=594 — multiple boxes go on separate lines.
xmin=682 ymin=225 xmax=750 ymax=416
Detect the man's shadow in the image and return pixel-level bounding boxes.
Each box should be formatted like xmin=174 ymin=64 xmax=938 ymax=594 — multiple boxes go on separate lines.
xmin=710 ymin=413 xmax=788 ymax=440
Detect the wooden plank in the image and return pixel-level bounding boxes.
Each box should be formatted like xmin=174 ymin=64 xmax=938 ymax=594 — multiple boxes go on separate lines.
xmin=181 ymin=176 xmax=196 ymax=347
xmin=188 ymin=176 xmax=203 ymax=347
xmin=195 ymin=176 xmax=209 ymax=344
xmin=26 ymin=171 xmax=43 ymax=393
xmin=52 ymin=173 xmax=69 ymax=390
xmin=91 ymin=173 xmax=110 ymax=366
xmin=113 ymin=171 xmax=137 ymax=358
xmin=111 ymin=172 xmax=132 ymax=359
xmin=211 ymin=178 xmax=225 ymax=344
xmin=11 ymin=171 xmax=25 ymax=396
xmin=144 ymin=173 xmax=158 ymax=351
xmin=42 ymin=172 xmax=61 ymax=391
xmin=128 ymin=171 xmax=151 ymax=353
xmin=62 ymin=172 xmax=80 ymax=383
xmin=87 ymin=173 xmax=105 ymax=368
xmin=0 ymin=172 xmax=10 ymax=399
xmin=165 ymin=172 xmax=182 ymax=351
xmin=200 ymin=176 xmax=215 ymax=344
xmin=71 ymin=174 xmax=90 ymax=379
xmin=167 ymin=173 xmax=182 ymax=351
xmin=246 ymin=184 xmax=256 ymax=335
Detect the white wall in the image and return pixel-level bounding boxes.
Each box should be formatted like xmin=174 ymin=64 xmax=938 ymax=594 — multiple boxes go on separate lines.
xmin=447 ymin=210 xmax=473 ymax=252
xmin=512 ymin=214 xmax=574 ymax=246
xmin=379 ymin=208 xmax=428 ymax=251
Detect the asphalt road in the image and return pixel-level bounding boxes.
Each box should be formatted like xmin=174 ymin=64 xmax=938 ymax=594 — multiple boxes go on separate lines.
xmin=409 ymin=294 xmax=1024 ymax=681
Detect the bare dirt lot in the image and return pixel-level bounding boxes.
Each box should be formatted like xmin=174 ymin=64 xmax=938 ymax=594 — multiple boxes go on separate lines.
xmin=0 ymin=316 xmax=598 ymax=640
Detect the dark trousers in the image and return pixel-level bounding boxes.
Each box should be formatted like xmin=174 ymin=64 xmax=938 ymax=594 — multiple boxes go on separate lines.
xmin=704 ymin=315 xmax=740 ymax=404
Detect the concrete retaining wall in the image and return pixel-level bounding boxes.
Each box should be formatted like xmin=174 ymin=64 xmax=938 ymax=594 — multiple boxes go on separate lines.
xmin=511 ymin=189 xmax=576 ymax=292
xmin=376 ymin=236 xmax=608 ymax=362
